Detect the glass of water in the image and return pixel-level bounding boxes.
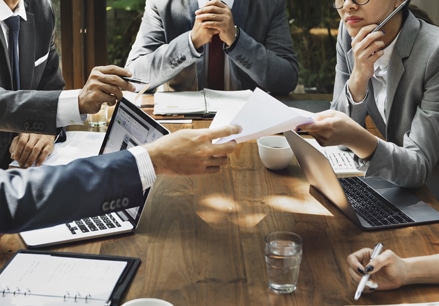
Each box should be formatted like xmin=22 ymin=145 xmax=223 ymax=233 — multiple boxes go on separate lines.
xmin=264 ymin=231 xmax=303 ymax=294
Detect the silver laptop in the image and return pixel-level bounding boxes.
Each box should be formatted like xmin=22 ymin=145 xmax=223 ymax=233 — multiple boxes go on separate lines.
xmin=284 ymin=130 xmax=439 ymax=230
xmin=20 ymin=98 xmax=169 ymax=247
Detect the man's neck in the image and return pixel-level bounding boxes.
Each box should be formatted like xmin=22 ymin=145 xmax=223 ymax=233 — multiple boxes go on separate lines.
xmin=4 ymin=0 xmax=19 ymax=11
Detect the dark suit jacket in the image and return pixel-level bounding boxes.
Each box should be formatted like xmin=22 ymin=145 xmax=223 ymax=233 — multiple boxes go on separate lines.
xmin=0 ymin=0 xmax=65 ymax=168
xmin=125 ymin=0 xmax=298 ymax=95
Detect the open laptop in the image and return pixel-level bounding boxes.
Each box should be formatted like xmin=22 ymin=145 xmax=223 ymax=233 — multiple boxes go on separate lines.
xmin=20 ymin=98 xmax=169 ymax=247
xmin=284 ymin=130 xmax=439 ymax=230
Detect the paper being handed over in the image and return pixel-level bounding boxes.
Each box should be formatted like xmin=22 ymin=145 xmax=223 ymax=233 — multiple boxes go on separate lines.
xmin=210 ymin=88 xmax=314 ymax=144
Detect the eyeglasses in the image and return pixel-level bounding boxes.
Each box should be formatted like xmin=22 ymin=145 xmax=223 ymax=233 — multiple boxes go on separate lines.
xmin=330 ymin=0 xmax=371 ymax=9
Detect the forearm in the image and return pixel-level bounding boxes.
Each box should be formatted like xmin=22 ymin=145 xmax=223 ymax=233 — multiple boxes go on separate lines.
xmin=404 ymin=254 xmax=439 ymax=285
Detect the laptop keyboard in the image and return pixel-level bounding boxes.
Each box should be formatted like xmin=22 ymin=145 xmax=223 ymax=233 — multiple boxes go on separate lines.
xmin=65 ymin=214 xmax=122 ymax=235
xmin=339 ymin=177 xmax=415 ymax=226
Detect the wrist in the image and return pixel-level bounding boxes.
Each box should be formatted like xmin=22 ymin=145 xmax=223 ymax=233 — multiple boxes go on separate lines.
xmin=225 ymin=26 xmax=240 ymax=51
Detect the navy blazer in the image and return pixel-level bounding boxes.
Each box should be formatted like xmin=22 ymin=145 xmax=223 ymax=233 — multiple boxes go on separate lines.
xmin=0 ymin=0 xmax=65 ymax=168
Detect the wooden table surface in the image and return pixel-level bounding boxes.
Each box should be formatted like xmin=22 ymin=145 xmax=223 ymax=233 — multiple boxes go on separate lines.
xmin=1 ymin=102 xmax=439 ymax=305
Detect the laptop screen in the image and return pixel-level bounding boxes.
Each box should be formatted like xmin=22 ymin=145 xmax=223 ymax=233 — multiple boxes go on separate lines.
xmin=99 ymin=98 xmax=169 ymax=221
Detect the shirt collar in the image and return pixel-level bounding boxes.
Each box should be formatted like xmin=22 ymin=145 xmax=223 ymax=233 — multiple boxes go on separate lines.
xmin=374 ymin=33 xmax=400 ymax=71
xmin=0 ymin=0 xmax=27 ymax=21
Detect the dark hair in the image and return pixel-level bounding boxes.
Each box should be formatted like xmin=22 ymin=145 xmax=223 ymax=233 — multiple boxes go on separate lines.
xmin=409 ymin=4 xmax=436 ymax=25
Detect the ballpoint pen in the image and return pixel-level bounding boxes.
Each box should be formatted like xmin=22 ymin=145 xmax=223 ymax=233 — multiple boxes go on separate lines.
xmin=121 ymin=76 xmax=149 ymax=85
xmin=354 ymin=242 xmax=384 ymax=300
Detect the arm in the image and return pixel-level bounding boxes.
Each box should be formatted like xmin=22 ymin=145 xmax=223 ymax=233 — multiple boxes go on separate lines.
xmin=224 ymin=0 xmax=298 ymax=95
xmin=347 ymin=248 xmax=439 ymax=291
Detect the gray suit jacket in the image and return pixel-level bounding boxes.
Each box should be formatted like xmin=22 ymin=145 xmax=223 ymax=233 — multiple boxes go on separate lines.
xmin=331 ymin=12 xmax=439 ymax=199
xmin=0 ymin=0 xmax=65 ymax=168
xmin=125 ymin=0 xmax=298 ymax=95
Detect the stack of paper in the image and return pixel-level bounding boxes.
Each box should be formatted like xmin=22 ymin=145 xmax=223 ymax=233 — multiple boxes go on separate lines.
xmin=210 ymin=88 xmax=314 ymax=144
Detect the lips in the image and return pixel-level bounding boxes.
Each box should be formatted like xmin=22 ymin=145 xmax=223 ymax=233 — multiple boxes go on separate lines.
xmin=345 ymin=16 xmax=363 ymax=24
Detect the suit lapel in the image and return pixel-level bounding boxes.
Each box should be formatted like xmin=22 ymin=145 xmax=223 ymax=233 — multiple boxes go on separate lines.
xmin=0 ymin=25 xmax=13 ymax=89
xmin=232 ymin=0 xmax=248 ymax=28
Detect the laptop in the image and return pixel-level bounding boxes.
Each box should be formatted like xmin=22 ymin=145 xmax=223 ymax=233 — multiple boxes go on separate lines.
xmin=284 ymin=130 xmax=439 ymax=230
xmin=20 ymin=98 xmax=169 ymax=247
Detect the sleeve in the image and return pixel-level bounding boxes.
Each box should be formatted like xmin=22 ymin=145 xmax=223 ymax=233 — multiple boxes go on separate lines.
xmin=0 ymin=150 xmax=145 ymax=233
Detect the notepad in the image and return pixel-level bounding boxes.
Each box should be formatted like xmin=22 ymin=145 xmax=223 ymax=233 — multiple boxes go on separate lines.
xmin=153 ymin=89 xmax=252 ymax=116
xmin=0 ymin=250 xmax=140 ymax=306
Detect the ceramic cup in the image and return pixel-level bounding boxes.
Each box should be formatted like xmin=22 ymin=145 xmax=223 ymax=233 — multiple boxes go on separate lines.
xmin=257 ymin=135 xmax=294 ymax=170
xmin=121 ymin=298 xmax=174 ymax=306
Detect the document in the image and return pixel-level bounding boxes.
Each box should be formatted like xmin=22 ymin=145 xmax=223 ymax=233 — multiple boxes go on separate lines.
xmin=153 ymin=89 xmax=252 ymax=116
xmin=211 ymin=87 xmax=314 ymax=144
xmin=0 ymin=250 xmax=140 ymax=306
xmin=9 ymin=131 xmax=105 ymax=168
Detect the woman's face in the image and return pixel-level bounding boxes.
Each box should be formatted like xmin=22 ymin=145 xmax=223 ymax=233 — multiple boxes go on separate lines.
xmin=337 ymin=0 xmax=404 ymax=37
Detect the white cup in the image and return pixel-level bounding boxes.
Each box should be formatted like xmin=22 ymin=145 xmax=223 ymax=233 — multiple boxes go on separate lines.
xmin=122 ymin=298 xmax=174 ymax=306
xmin=257 ymin=135 xmax=294 ymax=170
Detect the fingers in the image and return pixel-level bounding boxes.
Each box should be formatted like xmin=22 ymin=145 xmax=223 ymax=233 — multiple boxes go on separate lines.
xmin=10 ymin=134 xmax=55 ymax=168
xmin=78 ymin=65 xmax=136 ymax=114
xmin=195 ymin=0 xmax=234 ymax=40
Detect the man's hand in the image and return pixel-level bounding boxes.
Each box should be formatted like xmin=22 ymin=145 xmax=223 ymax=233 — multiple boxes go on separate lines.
xmin=10 ymin=133 xmax=55 ymax=168
xmin=194 ymin=0 xmax=236 ymax=46
xmin=144 ymin=125 xmax=241 ymax=176
xmin=78 ymin=65 xmax=136 ymax=114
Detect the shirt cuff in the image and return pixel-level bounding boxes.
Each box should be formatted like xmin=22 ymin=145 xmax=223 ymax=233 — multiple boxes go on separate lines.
xmin=127 ymin=146 xmax=157 ymax=191
xmin=188 ymin=31 xmax=204 ymax=56
xmin=346 ymin=85 xmax=368 ymax=105
xmin=57 ymin=89 xmax=84 ymax=127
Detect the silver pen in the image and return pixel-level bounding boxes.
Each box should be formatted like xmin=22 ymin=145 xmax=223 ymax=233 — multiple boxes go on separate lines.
xmin=372 ymin=0 xmax=408 ymax=33
xmin=354 ymin=242 xmax=384 ymax=300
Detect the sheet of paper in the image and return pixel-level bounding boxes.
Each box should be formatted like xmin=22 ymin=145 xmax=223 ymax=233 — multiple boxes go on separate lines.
xmin=9 ymin=131 xmax=105 ymax=168
xmin=204 ymin=88 xmax=252 ymax=113
xmin=153 ymin=91 xmax=206 ymax=115
xmin=0 ymin=253 xmax=127 ymax=305
xmin=211 ymin=88 xmax=314 ymax=144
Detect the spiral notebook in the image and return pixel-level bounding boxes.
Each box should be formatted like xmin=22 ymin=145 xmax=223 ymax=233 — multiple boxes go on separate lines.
xmin=0 ymin=249 xmax=140 ymax=306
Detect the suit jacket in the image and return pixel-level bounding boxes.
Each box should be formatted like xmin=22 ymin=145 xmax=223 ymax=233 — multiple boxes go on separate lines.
xmin=0 ymin=0 xmax=65 ymax=168
xmin=0 ymin=150 xmax=144 ymax=233
xmin=331 ymin=12 xmax=439 ymax=199
xmin=125 ymin=0 xmax=298 ymax=95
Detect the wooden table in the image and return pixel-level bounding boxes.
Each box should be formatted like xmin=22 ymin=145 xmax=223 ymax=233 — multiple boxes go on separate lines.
xmin=1 ymin=111 xmax=439 ymax=305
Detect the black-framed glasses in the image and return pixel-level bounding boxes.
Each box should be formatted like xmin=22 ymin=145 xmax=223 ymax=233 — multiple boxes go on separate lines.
xmin=330 ymin=0 xmax=371 ymax=9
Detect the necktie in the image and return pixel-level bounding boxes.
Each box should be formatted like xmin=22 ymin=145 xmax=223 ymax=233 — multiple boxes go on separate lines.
xmin=4 ymin=16 xmax=21 ymax=90
xmin=207 ymin=34 xmax=224 ymax=90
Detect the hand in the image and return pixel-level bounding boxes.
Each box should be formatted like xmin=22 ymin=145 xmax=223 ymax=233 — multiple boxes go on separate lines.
xmin=298 ymin=110 xmax=378 ymax=159
xmin=144 ymin=125 xmax=241 ymax=175
xmin=10 ymin=133 xmax=55 ymax=168
xmin=347 ymin=248 xmax=407 ymax=291
xmin=78 ymin=65 xmax=136 ymax=114
xmin=348 ymin=24 xmax=386 ymax=102
xmin=194 ymin=0 xmax=236 ymax=46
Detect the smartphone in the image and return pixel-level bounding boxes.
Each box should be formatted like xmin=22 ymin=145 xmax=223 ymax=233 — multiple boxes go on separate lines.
xmin=372 ymin=0 xmax=409 ymax=33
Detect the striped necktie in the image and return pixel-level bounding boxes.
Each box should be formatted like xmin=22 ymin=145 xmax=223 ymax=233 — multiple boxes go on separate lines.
xmin=4 ymin=16 xmax=21 ymax=90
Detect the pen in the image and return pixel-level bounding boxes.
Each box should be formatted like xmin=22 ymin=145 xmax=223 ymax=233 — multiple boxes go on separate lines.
xmin=372 ymin=0 xmax=408 ymax=33
xmin=354 ymin=242 xmax=384 ymax=300
xmin=121 ymin=76 xmax=149 ymax=85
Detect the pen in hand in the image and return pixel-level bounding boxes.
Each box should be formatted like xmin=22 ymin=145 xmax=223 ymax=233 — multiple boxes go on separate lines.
xmin=354 ymin=243 xmax=384 ymax=301
xmin=121 ymin=76 xmax=149 ymax=85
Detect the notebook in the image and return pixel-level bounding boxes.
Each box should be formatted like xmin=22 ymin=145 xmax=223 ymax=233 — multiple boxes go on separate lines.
xmin=284 ymin=130 xmax=439 ymax=230
xmin=20 ymin=98 xmax=169 ymax=247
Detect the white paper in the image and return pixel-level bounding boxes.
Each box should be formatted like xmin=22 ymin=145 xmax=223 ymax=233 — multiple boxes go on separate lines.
xmin=9 ymin=131 xmax=105 ymax=168
xmin=211 ymin=88 xmax=314 ymax=144
xmin=0 ymin=253 xmax=127 ymax=305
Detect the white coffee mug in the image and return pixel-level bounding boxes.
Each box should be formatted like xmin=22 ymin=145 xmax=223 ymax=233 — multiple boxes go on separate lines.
xmin=122 ymin=298 xmax=174 ymax=306
xmin=257 ymin=135 xmax=294 ymax=170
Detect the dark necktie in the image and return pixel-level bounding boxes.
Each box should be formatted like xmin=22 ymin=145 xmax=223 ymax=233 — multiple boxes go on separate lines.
xmin=4 ymin=16 xmax=21 ymax=90
xmin=207 ymin=34 xmax=225 ymax=90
